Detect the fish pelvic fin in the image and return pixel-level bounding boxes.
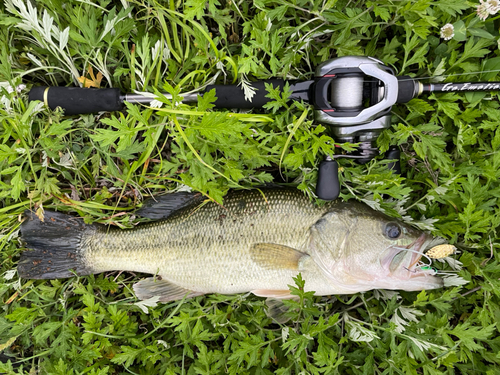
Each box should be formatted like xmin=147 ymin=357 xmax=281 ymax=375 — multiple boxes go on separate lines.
xmin=18 ymin=210 xmax=94 ymax=279
xmin=252 ymin=289 xmax=295 ymax=298
xmin=250 ymin=243 xmax=308 ymax=270
xmin=133 ymin=277 xmax=205 ymax=302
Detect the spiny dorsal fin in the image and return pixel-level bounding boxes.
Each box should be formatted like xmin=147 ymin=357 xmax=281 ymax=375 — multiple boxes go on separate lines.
xmin=250 ymin=243 xmax=308 ymax=270
xmin=133 ymin=277 xmax=205 ymax=302
xmin=136 ymin=192 xmax=204 ymax=220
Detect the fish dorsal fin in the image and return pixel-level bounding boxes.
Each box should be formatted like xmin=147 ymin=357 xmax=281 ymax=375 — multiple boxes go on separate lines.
xmin=136 ymin=192 xmax=204 ymax=220
xmin=133 ymin=277 xmax=205 ymax=302
xmin=250 ymin=243 xmax=308 ymax=270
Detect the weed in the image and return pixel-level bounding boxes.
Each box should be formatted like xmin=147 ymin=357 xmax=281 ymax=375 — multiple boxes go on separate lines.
xmin=1 ymin=0 xmax=499 ymax=373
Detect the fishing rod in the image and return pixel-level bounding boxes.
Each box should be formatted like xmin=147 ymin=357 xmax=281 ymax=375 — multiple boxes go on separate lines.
xmin=28 ymin=56 xmax=500 ymax=200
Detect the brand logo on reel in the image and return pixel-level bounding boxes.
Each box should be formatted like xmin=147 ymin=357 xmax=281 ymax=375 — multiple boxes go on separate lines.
xmin=442 ymin=82 xmax=500 ymax=91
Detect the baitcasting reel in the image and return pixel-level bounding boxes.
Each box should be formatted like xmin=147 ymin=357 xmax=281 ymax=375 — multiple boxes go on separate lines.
xmin=282 ymin=56 xmax=417 ymax=201
xmin=29 ymin=56 xmax=500 ymax=200
xmin=311 ymin=56 xmax=414 ymax=200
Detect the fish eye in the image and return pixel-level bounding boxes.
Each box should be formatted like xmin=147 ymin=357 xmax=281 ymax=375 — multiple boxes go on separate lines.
xmin=385 ymin=223 xmax=401 ymax=239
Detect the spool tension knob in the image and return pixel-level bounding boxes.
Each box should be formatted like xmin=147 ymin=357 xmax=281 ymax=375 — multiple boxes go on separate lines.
xmin=316 ymin=158 xmax=340 ymax=201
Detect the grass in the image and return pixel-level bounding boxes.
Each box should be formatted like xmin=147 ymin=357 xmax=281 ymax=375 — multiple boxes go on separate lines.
xmin=1 ymin=0 xmax=500 ymax=373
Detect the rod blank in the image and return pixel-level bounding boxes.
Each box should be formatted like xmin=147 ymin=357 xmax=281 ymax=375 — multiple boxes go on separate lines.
xmin=421 ymin=81 xmax=500 ymax=94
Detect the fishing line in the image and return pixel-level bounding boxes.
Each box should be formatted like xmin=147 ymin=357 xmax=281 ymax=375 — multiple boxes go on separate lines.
xmin=390 ymin=246 xmax=433 ymax=268
xmin=403 ymin=266 xmax=438 ymax=276
xmin=331 ymin=75 xmax=364 ymax=109
xmin=405 ymin=68 xmax=500 ymax=81
xmin=431 ymin=269 xmax=459 ymax=275
xmin=361 ymin=69 xmax=500 ymax=84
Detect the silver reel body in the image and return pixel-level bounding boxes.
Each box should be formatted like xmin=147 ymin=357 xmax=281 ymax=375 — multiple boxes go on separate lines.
xmin=313 ymin=56 xmax=397 ymax=143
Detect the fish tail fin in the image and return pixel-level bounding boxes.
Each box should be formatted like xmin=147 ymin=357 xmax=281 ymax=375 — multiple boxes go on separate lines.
xmin=18 ymin=210 xmax=94 ymax=279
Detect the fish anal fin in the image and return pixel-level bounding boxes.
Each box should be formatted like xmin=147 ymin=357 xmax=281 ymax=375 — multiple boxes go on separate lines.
xmin=265 ymin=297 xmax=300 ymax=324
xmin=250 ymin=243 xmax=307 ymax=270
xmin=251 ymin=289 xmax=295 ymax=299
xmin=133 ymin=277 xmax=204 ymax=302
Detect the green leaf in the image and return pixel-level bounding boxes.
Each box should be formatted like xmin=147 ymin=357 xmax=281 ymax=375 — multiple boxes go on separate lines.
xmin=373 ymin=4 xmax=391 ymax=22
xmin=452 ymin=20 xmax=466 ymax=42
xmin=481 ymin=57 xmax=500 ymax=80
xmin=436 ymin=0 xmax=469 ymax=16
xmin=402 ymin=34 xmax=429 ymax=71
xmin=46 ymin=120 xmax=72 ymax=136
xmin=445 ymin=323 xmax=496 ymax=351
xmin=111 ymin=346 xmax=143 ymax=367
xmin=10 ymin=169 xmax=25 ymax=200
xmin=0 ymin=166 xmax=18 ymax=175
xmin=468 ymin=28 xmax=495 ymax=40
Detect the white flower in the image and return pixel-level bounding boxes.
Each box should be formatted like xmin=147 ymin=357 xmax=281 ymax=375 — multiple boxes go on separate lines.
xmin=485 ymin=0 xmax=500 ymax=13
xmin=477 ymin=0 xmax=500 ymax=19
xmin=477 ymin=2 xmax=491 ymax=19
xmin=440 ymin=23 xmax=454 ymax=41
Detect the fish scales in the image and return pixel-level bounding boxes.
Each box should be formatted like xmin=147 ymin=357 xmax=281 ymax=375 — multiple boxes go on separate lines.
xmin=83 ymin=189 xmax=328 ymax=294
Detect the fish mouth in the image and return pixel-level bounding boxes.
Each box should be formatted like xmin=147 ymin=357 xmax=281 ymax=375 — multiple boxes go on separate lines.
xmin=383 ymin=234 xmax=446 ymax=282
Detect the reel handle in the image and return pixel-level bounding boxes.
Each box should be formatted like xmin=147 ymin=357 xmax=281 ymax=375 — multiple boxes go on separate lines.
xmin=316 ymin=146 xmax=401 ymax=201
xmin=385 ymin=146 xmax=401 ymax=174
xmin=316 ymin=158 xmax=340 ymax=201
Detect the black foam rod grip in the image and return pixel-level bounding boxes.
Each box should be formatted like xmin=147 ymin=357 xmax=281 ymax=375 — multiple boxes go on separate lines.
xmin=29 ymin=86 xmax=124 ymax=115
xmin=316 ymin=159 xmax=340 ymax=201
xmin=206 ymin=79 xmax=286 ymax=109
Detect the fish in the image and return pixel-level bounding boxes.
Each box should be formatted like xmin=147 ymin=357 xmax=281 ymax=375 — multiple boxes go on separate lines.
xmin=18 ymin=188 xmax=445 ymax=302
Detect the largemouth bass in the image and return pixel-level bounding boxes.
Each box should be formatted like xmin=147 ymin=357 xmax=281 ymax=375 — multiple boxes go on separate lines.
xmin=18 ymin=188 xmax=445 ymax=301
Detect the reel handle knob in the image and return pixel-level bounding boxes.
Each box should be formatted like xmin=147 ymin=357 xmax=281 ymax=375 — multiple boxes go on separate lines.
xmin=316 ymin=158 xmax=340 ymax=201
xmin=385 ymin=146 xmax=401 ymax=174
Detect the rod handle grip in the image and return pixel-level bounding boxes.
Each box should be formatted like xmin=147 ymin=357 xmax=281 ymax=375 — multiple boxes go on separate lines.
xmin=206 ymin=79 xmax=285 ymax=109
xmin=29 ymin=86 xmax=124 ymax=115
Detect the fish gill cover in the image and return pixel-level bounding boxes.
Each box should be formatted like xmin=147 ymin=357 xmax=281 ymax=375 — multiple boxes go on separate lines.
xmin=0 ymin=0 xmax=499 ymax=374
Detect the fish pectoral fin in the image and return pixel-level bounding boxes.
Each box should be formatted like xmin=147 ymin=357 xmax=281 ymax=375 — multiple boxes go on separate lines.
xmin=251 ymin=289 xmax=296 ymax=299
xmin=250 ymin=243 xmax=308 ymax=270
xmin=133 ymin=277 xmax=204 ymax=302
